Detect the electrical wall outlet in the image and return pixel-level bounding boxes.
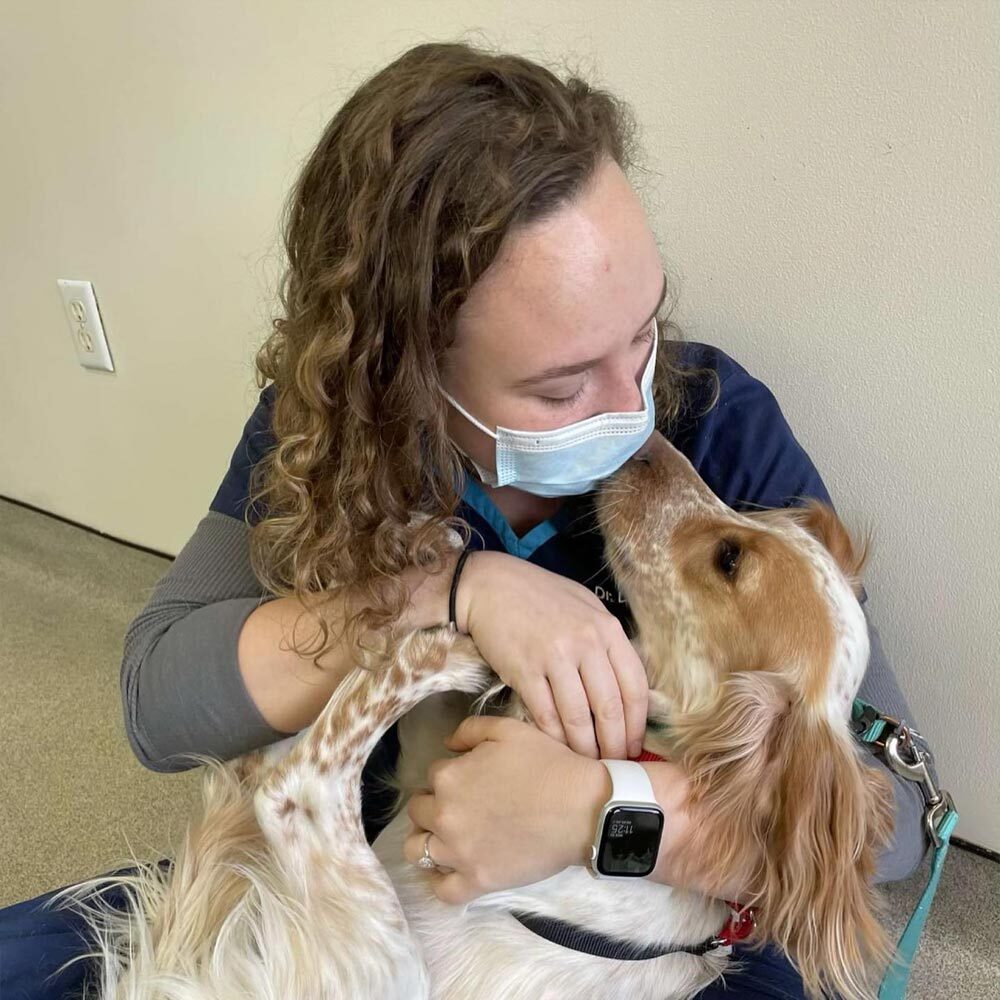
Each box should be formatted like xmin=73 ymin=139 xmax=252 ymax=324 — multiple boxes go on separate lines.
xmin=56 ymin=279 xmax=115 ymax=372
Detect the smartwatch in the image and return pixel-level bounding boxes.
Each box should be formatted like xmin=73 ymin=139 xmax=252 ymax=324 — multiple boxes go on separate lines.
xmin=589 ymin=759 xmax=664 ymax=879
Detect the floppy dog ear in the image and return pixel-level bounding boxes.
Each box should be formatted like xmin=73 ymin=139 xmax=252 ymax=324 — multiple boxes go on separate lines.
xmin=760 ymin=703 xmax=895 ymax=999
xmin=667 ymin=672 xmax=791 ymax=898
xmin=788 ymin=500 xmax=870 ymax=599
xmin=670 ymin=672 xmax=894 ymax=1000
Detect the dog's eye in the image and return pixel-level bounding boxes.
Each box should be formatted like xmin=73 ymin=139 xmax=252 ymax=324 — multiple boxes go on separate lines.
xmin=715 ymin=538 xmax=742 ymax=578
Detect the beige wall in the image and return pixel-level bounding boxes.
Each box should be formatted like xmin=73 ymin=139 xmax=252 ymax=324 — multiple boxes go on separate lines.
xmin=2 ymin=2 xmax=997 ymax=849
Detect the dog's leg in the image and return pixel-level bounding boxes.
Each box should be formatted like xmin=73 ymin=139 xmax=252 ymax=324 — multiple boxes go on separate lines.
xmin=255 ymin=627 xmax=491 ymax=1000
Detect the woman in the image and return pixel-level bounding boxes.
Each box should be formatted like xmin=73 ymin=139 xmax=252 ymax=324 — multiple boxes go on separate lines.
xmin=1 ymin=41 xmax=928 ymax=999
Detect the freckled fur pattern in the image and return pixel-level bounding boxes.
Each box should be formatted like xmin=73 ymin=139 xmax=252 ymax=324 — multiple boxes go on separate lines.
xmin=57 ymin=434 xmax=892 ymax=1000
xmin=597 ymin=434 xmax=894 ymax=999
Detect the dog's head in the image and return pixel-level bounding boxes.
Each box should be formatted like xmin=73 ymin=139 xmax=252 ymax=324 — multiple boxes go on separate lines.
xmin=595 ymin=431 xmax=893 ymax=1000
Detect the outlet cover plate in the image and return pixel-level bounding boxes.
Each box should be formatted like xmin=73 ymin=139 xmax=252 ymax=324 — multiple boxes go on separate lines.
xmin=57 ymin=279 xmax=115 ymax=372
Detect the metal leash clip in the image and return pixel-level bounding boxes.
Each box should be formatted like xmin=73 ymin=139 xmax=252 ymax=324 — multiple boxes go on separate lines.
xmin=883 ymin=723 xmax=955 ymax=847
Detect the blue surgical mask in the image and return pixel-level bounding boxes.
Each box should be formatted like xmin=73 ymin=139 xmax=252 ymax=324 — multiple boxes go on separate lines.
xmin=442 ymin=317 xmax=658 ymax=498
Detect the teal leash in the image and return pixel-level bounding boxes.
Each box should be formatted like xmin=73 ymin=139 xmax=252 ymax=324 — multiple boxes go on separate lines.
xmin=851 ymin=700 xmax=958 ymax=1000
xmin=878 ymin=809 xmax=958 ymax=1000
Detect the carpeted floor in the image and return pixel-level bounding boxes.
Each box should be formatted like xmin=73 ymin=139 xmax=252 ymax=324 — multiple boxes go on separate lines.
xmin=0 ymin=498 xmax=200 ymax=905
xmin=1 ymin=496 xmax=997 ymax=997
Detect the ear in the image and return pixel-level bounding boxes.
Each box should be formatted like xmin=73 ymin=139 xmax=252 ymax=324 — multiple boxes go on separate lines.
xmin=667 ymin=671 xmax=793 ymax=896
xmin=759 ymin=707 xmax=895 ymax=1000
xmin=790 ymin=500 xmax=870 ymax=599
xmin=670 ymin=673 xmax=895 ymax=1000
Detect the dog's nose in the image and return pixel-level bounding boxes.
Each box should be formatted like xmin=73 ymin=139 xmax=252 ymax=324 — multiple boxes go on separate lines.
xmin=630 ymin=431 xmax=721 ymax=501
xmin=632 ymin=431 xmax=664 ymax=465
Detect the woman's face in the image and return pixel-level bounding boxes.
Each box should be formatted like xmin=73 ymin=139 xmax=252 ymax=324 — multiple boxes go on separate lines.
xmin=441 ymin=157 xmax=666 ymax=480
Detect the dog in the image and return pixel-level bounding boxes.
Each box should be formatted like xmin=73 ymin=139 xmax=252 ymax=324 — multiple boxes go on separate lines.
xmin=61 ymin=431 xmax=893 ymax=1000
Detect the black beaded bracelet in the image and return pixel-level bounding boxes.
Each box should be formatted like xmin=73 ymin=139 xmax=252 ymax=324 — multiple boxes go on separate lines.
xmin=448 ymin=548 xmax=473 ymax=630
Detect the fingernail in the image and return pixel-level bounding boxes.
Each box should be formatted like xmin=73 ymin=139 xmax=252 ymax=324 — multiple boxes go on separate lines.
xmin=629 ymin=742 xmax=641 ymax=758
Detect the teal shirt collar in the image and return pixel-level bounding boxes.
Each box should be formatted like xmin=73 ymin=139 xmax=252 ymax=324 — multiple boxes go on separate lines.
xmin=459 ymin=474 xmax=585 ymax=560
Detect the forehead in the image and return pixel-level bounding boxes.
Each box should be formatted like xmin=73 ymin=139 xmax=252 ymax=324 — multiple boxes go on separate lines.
xmin=449 ymin=166 xmax=664 ymax=381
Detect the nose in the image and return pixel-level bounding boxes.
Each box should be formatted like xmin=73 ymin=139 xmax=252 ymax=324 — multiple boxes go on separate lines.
xmin=628 ymin=431 xmax=709 ymax=487
xmin=607 ymin=347 xmax=651 ymax=415
xmin=632 ymin=443 xmax=653 ymax=465
xmin=632 ymin=430 xmax=670 ymax=467
xmin=607 ymin=378 xmax=644 ymax=416
xmin=625 ymin=431 xmax=729 ymax=513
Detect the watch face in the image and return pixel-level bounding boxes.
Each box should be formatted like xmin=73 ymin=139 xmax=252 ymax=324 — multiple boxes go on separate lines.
xmin=596 ymin=806 xmax=664 ymax=877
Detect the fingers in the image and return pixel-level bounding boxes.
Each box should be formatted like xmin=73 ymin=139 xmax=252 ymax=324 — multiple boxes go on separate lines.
xmin=402 ymin=819 xmax=456 ymax=872
xmin=551 ymin=626 xmax=649 ymax=761
xmin=405 ymin=796 xmax=457 ymax=871
xmin=579 ymin=653 xmax=626 ymax=760
xmin=424 ymin=757 xmax=448 ymax=790
xmin=549 ymin=665 xmax=599 ymax=759
xmin=402 ymin=822 xmax=484 ymax=905
xmin=519 ymin=675 xmax=567 ymax=746
xmin=606 ymin=635 xmax=650 ymax=758
xmin=449 ymin=568 xmax=650 ymax=762
xmin=444 ymin=714 xmax=522 ymax=753
xmin=431 ymin=870 xmax=480 ymax=905
xmin=406 ymin=790 xmax=434 ymax=831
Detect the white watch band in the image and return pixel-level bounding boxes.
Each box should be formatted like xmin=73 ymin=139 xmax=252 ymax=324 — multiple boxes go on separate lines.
xmin=599 ymin=758 xmax=657 ymax=805
xmin=589 ymin=759 xmax=663 ymax=878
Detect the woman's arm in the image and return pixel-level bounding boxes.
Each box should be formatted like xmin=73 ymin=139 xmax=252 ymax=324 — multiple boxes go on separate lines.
xmin=237 ymin=559 xmax=457 ymax=735
xmin=120 ymin=510 xmax=288 ymax=772
xmin=121 ymin=385 xmax=456 ymax=771
xmin=122 ymin=509 xmax=459 ymax=772
xmin=120 ymin=385 xmax=287 ymax=771
xmin=412 ymin=716 xmax=737 ymax=902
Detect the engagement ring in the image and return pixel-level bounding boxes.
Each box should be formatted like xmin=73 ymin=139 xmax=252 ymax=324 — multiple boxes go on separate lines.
xmin=415 ymin=831 xmax=438 ymax=870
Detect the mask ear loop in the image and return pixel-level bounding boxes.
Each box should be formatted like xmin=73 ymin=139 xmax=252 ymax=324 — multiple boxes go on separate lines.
xmin=441 ymin=391 xmax=503 ymax=486
xmin=440 ymin=390 xmax=499 ymax=440
xmin=444 ymin=312 xmax=659 ymax=435
xmin=641 ymin=315 xmax=659 ymax=394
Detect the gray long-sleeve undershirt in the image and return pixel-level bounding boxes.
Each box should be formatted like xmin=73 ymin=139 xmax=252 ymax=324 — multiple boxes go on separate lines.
xmin=120 ymin=507 xmax=931 ymax=883
xmin=120 ymin=511 xmax=290 ymax=770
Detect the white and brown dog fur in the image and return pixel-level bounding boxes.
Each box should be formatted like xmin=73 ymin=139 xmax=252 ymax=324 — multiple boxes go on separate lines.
xmin=60 ymin=432 xmax=894 ymax=1000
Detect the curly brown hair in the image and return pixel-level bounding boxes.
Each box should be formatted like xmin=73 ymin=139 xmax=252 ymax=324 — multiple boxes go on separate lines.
xmin=247 ymin=39 xmax=710 ymax=667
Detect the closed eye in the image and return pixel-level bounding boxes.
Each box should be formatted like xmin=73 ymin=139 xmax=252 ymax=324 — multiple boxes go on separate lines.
xmin=536 ymin=328 xmax=653 ymax=408
xmin=538 ymin=384 xmax=586 ymax=407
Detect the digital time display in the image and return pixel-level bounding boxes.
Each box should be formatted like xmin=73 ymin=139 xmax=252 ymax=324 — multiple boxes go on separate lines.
xmin=609 ymin=817 xmax=634 ymax=838
xmin=597 ymin=806 xmax=663 ymax=877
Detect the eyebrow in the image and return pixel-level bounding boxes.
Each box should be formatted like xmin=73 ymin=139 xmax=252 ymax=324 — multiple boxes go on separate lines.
xmin=512 ymin=271 xmax=668 ymax=390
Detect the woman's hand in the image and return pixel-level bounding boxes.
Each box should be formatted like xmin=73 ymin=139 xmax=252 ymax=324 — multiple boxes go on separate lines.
xmin=452 ymin=550 xmax=649 ymax=760
xmin=403 ymin=715 xmax=610 ymax=904
xmin=402 ymin=715 xmax=750 ymax=904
